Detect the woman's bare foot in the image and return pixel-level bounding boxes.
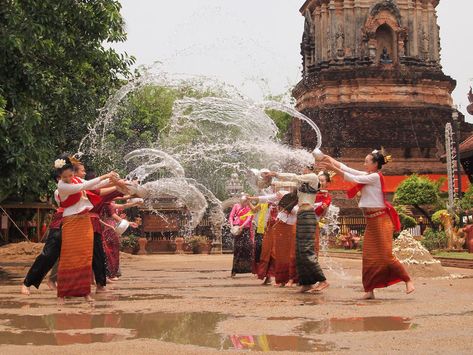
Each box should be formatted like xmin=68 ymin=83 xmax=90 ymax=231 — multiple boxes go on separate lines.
xmin=262 ymin=277 xmax=272 ymax=285
xmin=20 ymin=284 xmax=30 ymax=295
xmin=111 ymin=277 xmax=119 ymax=281
xmin=47 ymin=279 xmax=57 ymax=290
xmin=361 ymin=291 xmax=375 ymax=300
xmin=299 ymin=285 xmax=313 ymax=293
xmin=274 ymin=283 xmax=283 ymax=288
xmin=406 ymin=281 xmax=415 ymax=295
xmin=286 ymin=280 xmax=294 ymax=288
xmin=84 ymin=294 xmax=94 ymax=303
xmin=57 ymin=297 xmax=65 ymax=305
xmin=311 ymin=281 xmax=329 ymax=293
xmin=96 ymin=285 xmax=108 ymax=293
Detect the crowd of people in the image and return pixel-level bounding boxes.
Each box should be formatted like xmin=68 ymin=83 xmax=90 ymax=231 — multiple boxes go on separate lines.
xmin=229 ymin=149 xmax=415 ymax=299
xmin=20 ymin=148 xmax=415 ymax=303
xmin=21 ymin=154 xmax=142 ymax=304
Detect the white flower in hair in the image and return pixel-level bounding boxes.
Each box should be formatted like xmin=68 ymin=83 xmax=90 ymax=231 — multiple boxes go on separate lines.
xmin=54 ymin=159 xmax=66 ymax=169
xmin=372 ymin=149 xmax=379 ymax=154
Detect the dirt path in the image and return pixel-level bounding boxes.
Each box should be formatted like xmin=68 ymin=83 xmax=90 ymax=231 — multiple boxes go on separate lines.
xmin=0 ymin=253 xmax=472 ymax=354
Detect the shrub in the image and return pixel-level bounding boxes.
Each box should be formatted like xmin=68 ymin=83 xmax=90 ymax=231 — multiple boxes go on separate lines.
xmin=120 ymin=235 xmax=139 ymax=250
xmin=421 ymin=228 xmax=447 ymax=252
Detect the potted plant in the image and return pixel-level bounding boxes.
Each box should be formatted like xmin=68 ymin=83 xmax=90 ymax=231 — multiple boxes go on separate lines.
xmin=187 ymin=236 xmax=208 ymax=254
xmin=120 ymin=235 xmax=139 ymax=254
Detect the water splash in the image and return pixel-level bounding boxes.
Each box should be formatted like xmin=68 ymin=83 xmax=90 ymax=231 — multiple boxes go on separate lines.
xmin=319 ymin=205 xmax=350 ymax=283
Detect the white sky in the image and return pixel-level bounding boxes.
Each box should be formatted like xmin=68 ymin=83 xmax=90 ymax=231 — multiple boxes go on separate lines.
xmin=111 ymin=0 xmax=473 ymax=118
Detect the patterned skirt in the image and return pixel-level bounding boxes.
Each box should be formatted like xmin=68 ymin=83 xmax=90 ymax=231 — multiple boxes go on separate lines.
xmin=57 ymin=214 xmax=94 ymax=297
xmin=252 ymin=233 xmax=264 ymax=274
xmin=273 ymin=221 xmax=297 ymax=284
xmin=102 ymin=219 xmax=120 ymax=278
xmin=232 ymin=228 xmax=254 ymax=274
xmin=363 ymin=213 xmax=411 ymax=292
xmin=257 ymin=221 xmax=276 ymax=279
xmin=295 ymin=209 xmax=326 ymax=286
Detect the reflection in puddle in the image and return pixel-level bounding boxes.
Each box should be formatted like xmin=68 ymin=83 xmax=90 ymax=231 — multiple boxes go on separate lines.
xmin=223 ymin=335 xmax=334 ymax=352
xmin=299 ymin=316 xmax=413 ymax=334
xmin=0 ymin=312 xmax=332 ymax=351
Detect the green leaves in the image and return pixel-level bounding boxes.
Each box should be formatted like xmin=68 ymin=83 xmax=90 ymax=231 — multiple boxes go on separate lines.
xmin=0 ymin=0 xmax=134 ymax=202
xmin=394 ymin=175 xmax=441 ymax=207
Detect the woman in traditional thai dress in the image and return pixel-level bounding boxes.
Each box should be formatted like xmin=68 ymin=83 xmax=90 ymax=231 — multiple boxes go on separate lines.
xmin=272 ymin=190 xmax=299 ymax=287
xmin=21 ymin=174 xmax=63 ymax=295
xmin=314 ymin=171 xmax=333 ymax=256
xmin=229 ymin=196 xmax=254 ymax=277
xmin=248 ymin=201 xmax=270 ymax=275
xmin=100 ymin=198 xmax=140 ymax=280
xmin=54 ymin=155 xmax=117 ymax=303
xmin=318 ymin=149 xmax=415 ymax=299
xmin=273 ymin=170 xmax=329 ymax=293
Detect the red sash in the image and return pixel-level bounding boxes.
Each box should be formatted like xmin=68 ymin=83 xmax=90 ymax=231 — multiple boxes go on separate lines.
xmin=347 ymin=173 xmax=401 ymax=232
xmin=59 ymin=177 xmax=102 ymax=208
xmin=315 ymin=192 xmax=332 ymax=217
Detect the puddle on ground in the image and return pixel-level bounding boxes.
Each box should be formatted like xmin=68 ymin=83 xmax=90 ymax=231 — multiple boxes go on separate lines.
xmin=0 ymin=311 xmax=334 ymax=351
xmin=298 ymin=297 xmax=384 ymax=306
xmin=0 ymin=301 xmax=42 ymax=309
xmin=298 ymin=316 xmax=413 ymax=334
xmin=267 ymin=316 xmax=303 ymax=321
xmin=0 ymin=269 xmax=22 ymax=286
xmin=94 ymin=293 xmax=181 ymax=302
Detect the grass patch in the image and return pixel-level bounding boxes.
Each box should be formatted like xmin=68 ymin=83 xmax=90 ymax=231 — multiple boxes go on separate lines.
xmin=432 ymin=251 xmax=473 ymax=260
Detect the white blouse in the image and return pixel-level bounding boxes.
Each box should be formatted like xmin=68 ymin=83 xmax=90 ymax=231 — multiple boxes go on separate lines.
xmin=277 ymin=173 xmax=319 ymax=206
xmin=58 ymin=177 xmax=110 ymax=217
xmin=258 ymin=192 xmax=299 ymax=225
xmin=340 ymin=163 xmax=385 ymax=208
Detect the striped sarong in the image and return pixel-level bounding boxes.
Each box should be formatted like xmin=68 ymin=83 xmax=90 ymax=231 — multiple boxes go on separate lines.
xmin=273 ymin=221 xmax=297 ymax=284
xmin=257 ymin=220 xmax=276 ymax=279
xmin=57 ymin=214 xmax=94 ymax=297
xmin=295 ymin=208 xmax=326 ymax=286
xmin=363 ymin=213 xmax=411 ymax=292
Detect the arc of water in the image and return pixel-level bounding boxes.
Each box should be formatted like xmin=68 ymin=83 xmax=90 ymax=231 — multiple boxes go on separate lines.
xmin=260 ymin=101 xmax=322 ymax=149
xmin=124 ymin=148 xmax=186 ymax=182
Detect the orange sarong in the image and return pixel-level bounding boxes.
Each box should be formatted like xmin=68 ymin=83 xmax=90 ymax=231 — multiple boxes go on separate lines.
xmin=273 ymin=221 xmax=297 ymax=284
xmin=57 ymin=214 xmax=94 ymax=298
xmin=362 ymin=213 xmax=410 ymax=292
xmin=257 ymin=220 xmax=276 ymax=280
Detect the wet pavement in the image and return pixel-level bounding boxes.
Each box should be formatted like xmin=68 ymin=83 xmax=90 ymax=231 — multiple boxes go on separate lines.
xmin=0 ymin=254 xmax=472 ymax=354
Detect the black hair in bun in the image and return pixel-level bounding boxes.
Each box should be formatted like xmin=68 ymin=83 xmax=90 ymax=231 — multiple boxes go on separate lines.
xmin=369 ymin=149 xmax=391 ymax=170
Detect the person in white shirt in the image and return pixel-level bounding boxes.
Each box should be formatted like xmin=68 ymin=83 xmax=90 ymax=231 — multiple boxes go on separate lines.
xmin=54 ymin=154 xmax=118 ymax=304
xmin=273 ymin=169 xmax=329 ymax=293
xmin=318 ymin=149 xmax=415 ymax=300
xmin=250 ymin=182 xmax=299 ymax=287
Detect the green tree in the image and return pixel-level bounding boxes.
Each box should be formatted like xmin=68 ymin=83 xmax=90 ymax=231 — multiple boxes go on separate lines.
xmin=394 ymin=205 xmax=417 ymax=230
xmin=0 ymin=0 xmax=134 ymax=202
xmin=394 ymin=175 xmax=443 ymax=229
xmin=460 ymin=184 xmax=473 ymax=211
xmin=264 ymin=94 xmax=293 ymax=141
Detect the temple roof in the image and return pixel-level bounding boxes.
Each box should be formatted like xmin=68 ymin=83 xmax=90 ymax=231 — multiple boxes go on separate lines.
xmin=460 ymin=134 xmax=473 ymax=155
xmin=299 ymin=0 xmax=314 ymax=14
